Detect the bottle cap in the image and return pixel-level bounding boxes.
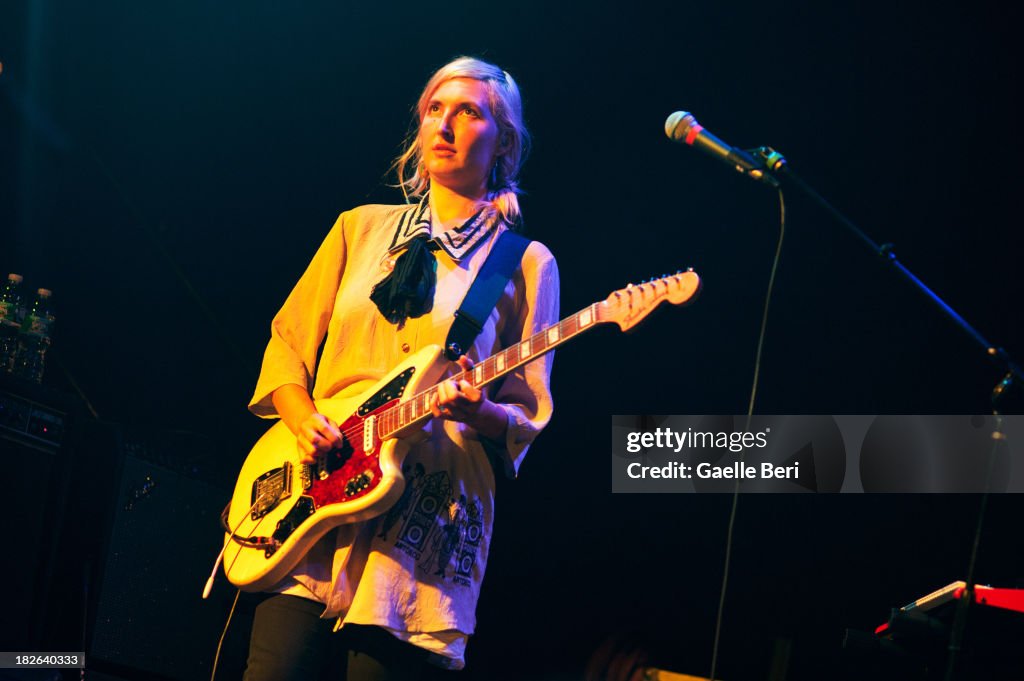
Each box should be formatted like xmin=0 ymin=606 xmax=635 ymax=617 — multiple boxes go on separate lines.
xmin=37 ymin=288 xmax=52 ymax=297
xmin=7 ymin=273 xmax=22 ymax=283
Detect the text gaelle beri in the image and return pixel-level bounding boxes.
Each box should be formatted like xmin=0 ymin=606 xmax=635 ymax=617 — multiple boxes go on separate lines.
xmin=624 ymin=426 xmax=798 ymax=480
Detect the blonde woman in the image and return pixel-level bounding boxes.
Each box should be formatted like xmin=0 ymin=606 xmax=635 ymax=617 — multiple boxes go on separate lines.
xmin=244 ymin=56 xmax=559 ymax=680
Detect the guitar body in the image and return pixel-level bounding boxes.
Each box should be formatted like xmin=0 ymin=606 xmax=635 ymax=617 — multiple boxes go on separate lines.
xmin=223 ymin=345 xmax=449 ymax=592
xmin=221 ymin=268 xmax=701 ymax=593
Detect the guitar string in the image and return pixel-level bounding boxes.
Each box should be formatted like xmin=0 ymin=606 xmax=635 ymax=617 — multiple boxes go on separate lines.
xmin=328 ymin=294 xmax=633 ymax=447
xmin=315 ymin=280 xmax=679 ymax=458
xmin=328 ymin=304 xmax=596 ymax=446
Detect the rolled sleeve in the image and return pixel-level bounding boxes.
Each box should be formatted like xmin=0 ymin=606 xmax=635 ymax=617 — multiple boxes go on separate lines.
xmin=485 ymin=241 xmax=560 ymax=476
xmin=249 ymin=213 xmax=349 ymax=418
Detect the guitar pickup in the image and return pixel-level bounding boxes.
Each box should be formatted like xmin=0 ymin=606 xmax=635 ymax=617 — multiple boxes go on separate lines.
xmin=251 ymin=462 xmax=293 ymax=520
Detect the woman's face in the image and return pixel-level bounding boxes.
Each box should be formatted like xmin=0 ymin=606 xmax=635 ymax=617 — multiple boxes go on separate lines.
xmin=419 ymin=77 xmax=505 ymax=197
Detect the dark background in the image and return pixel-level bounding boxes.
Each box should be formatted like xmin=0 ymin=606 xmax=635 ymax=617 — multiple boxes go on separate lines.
xmin=1 ymin=0 xmax=1022 ymax=679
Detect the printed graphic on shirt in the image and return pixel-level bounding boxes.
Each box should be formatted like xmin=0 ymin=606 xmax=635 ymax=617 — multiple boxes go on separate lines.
xmin=384 ymin=465 xmax=483 ymax=587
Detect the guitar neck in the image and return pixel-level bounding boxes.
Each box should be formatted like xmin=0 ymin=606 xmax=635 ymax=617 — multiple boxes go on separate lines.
xmin=376 ymin=302 xmax=609 ymax=439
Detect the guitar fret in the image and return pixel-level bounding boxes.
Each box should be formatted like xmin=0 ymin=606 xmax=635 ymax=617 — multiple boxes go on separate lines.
xmin=343 ymin=274 xmax=699 ymax=453
xmin=382 ymin=305 xmax=594 ymax=441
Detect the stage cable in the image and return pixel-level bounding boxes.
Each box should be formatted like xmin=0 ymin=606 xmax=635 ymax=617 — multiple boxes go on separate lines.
xmin=709 ymin=186 xmax=786 ymax=681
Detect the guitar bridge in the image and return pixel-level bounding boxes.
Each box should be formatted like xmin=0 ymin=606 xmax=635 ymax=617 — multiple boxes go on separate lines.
xmin=251 ymin=462 xmax=293 ymax=520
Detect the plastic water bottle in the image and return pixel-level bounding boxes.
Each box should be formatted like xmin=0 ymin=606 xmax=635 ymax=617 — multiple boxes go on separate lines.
xmin=0 ymin=273 xmax=25 ymax=373
xmin=14 ymin=288 xmax=55 ymax=383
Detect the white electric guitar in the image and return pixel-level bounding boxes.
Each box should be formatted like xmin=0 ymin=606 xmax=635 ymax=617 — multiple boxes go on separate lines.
xmin=222 ymin=270 xmax=701 ymax=591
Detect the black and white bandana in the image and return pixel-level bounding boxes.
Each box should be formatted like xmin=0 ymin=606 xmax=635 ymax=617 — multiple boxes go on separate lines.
xmin=386 ymin=196 xmax=501 ymax=261
xmin=371 ymin=197 xmax=503 ymax=325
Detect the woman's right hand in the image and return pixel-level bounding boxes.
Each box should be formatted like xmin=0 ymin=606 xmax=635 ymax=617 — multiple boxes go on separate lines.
xmin=295 ymin=412 xmax=343 ymax=464
xmin=271 ymin=384 xmax=343 ymax=464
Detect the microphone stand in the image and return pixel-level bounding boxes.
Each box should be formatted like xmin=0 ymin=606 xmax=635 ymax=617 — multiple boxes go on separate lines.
xmin=751 ymin=147 xmax=1022 ymax=408
xmin=749 ymin=146 xmax=1020 ymax=680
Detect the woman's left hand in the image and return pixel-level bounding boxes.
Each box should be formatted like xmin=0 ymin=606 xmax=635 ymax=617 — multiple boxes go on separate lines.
xmin=432 ymin=356 xmax=485 ymax=423
xmin=431 ymin=356 xmax=510 ymax=440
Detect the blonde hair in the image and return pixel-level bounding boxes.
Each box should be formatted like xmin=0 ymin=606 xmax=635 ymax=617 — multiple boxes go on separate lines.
xmin=394 ymin=56 xmax=531 ymax=225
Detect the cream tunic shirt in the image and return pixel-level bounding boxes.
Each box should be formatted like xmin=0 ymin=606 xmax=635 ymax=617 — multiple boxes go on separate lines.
xmin=249 ymin=203 xmax=558 ymax=667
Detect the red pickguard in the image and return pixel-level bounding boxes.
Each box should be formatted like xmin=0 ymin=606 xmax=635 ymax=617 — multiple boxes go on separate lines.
xmin=304 ymin=399 xmax=398 ymax=508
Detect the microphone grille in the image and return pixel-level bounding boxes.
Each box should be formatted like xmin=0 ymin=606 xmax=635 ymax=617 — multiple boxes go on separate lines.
xmin=664 ymin=111 xmax=697 ymax=142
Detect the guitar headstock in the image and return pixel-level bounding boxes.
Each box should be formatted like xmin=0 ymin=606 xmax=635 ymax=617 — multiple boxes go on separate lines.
xmin=598 ymin=269 xmax=701 ymax=331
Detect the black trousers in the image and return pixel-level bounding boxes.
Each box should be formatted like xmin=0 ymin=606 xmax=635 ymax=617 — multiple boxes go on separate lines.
xmin=243 ymin=594 xmax=432 ymax=681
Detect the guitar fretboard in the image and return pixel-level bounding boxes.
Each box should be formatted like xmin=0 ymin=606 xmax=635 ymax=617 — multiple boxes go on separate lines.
xmin=376 ymin=302 xmax=603 ymax=439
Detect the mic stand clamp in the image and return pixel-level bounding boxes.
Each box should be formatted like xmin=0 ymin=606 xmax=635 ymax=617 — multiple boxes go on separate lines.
xmin=737 ymin=146 xmax=782 ymax=187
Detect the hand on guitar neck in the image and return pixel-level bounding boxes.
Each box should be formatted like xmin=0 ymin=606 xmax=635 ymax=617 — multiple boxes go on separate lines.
xmin=429 ymin=355 xmax=508 ymax=441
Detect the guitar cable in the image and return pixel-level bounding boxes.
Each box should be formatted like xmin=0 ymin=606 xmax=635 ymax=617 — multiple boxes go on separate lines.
xmin=205 ymin=494 xmax=284 ymax=681
xmin=708 ymin=186 xmax=786 ymax=681
xmin=209 ymin=588 xmax=240 ymax=681
xmin=204 ymin=497 xmax=275 ymax=600
xmin=217 ymin=502 xmax=280 ymax=550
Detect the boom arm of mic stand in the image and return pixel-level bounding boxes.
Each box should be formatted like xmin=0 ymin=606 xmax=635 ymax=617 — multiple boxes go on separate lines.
xmin=752 ymin=146 xmax=1023 ymax=412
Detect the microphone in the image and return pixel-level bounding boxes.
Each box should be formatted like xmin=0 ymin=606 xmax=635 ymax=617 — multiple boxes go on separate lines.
xmin=664 ymin=111 xmax=778 ymax=186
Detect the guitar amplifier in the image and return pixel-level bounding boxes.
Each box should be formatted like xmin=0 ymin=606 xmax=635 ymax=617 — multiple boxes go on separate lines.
xmin=82 ymin=427 xmax=239 ymax=681
xmin=0 ymin=375 xmax=74 ymax=651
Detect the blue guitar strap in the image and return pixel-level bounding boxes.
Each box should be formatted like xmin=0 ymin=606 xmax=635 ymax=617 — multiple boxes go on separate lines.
xmin=444 ymin=230 xmax=532 ymax=361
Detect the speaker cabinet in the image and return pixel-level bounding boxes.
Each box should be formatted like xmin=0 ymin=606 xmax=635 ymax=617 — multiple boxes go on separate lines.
xmin=0 ymin=377 xmax=74 ymax=651
xmin=83 ymin=430 xmax=236 ymax=681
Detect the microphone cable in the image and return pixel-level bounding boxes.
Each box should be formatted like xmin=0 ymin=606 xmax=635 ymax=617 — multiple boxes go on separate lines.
xmin=708 ymin=186 xmax=786 ymax=681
